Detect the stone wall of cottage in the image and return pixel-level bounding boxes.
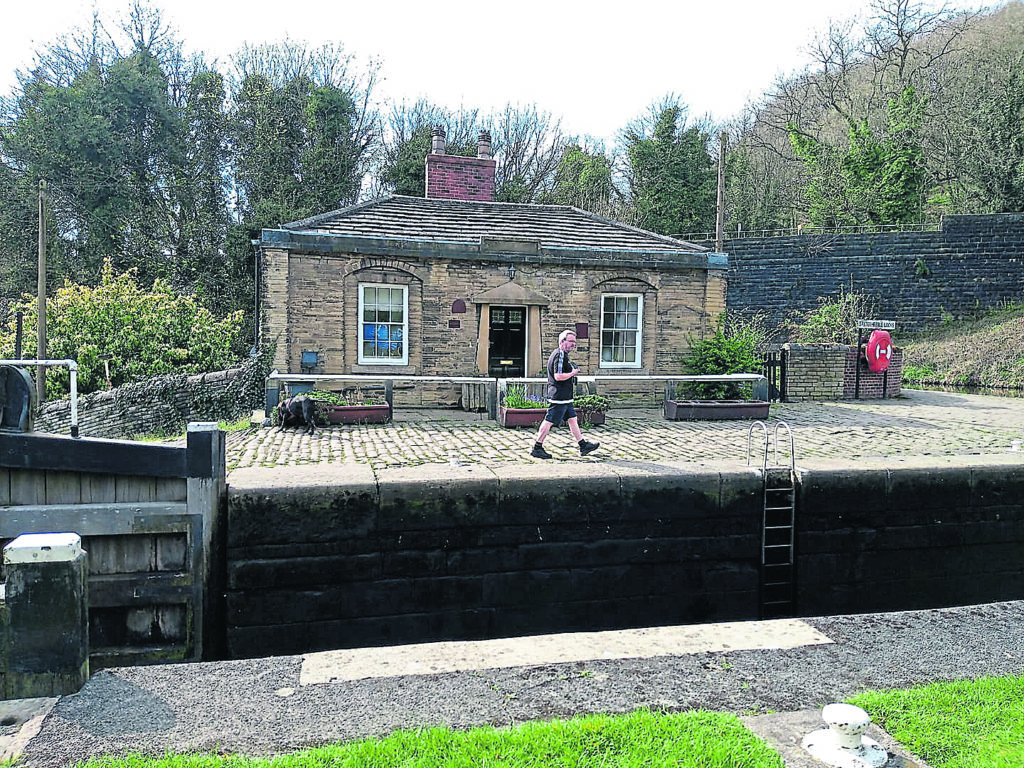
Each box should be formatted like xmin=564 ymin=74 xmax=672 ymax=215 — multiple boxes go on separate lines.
xmin=266 ymin=250 xmax=726 ymax=402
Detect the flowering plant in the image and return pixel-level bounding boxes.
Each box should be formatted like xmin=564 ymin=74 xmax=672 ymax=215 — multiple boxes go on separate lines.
xmin=502 ymin=384 xmax=548 ymax=408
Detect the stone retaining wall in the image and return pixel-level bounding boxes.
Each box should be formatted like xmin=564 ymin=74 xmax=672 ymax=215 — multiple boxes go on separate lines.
xmin=224 ymin=457 xmax=1024 ymax=659
xmin=716 ymin=213 xmax=1024 ymax=332
xmin=225 ymin=464 xmax=763 ymax=658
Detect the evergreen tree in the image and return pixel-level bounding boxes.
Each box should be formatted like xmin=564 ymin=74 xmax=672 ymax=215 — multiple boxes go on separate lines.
xmin=621 ymin=98 xmax=716 ymax=236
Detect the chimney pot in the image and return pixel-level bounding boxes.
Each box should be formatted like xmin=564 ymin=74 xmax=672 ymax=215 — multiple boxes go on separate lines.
xmin=431 ymin=126 xmax=447 ymax=155
xmin=477 ymin=130 xmax=492 ymax=160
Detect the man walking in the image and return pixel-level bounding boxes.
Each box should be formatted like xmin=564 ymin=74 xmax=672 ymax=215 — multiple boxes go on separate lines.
xmin=530 ymin=329 xmax=600 ymax=459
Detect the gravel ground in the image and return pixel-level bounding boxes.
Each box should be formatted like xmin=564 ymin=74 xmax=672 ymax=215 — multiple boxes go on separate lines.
xmin=18 ymin=600 xmax=1024 ymax=766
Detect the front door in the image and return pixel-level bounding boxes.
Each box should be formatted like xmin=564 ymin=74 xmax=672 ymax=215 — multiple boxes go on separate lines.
xmin=488 ymin=306 xmax=526 ymax=377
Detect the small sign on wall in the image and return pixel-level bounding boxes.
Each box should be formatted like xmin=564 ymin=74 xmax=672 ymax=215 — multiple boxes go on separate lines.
xmin=449 ymin=319 xmax=461 ymax=328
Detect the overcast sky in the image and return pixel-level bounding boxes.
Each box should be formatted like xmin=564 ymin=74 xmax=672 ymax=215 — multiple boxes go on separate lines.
xmin=1 ymin=0 xmax=936 ymax=145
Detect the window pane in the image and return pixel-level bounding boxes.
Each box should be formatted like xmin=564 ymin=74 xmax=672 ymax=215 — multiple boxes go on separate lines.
xmin=601 ymin=294 xmax=641 ymax=367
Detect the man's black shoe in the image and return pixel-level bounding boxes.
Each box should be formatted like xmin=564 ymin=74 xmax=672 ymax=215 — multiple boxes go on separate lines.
xmin=579 ymin=440 xmax=600 ymax=456
xmin=530 ymin=444 xmax=553 ymax=459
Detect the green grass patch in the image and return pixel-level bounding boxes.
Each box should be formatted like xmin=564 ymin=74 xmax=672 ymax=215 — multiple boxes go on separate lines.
xmin=851 ymin=674 xmax=1024 ymax=768
xmin=73 ymin=710 xmax=783 ymax=768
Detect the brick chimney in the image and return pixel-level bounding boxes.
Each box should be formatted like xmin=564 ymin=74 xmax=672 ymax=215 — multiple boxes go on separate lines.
xmin=425 ymin=127 xmax=496 ymax=202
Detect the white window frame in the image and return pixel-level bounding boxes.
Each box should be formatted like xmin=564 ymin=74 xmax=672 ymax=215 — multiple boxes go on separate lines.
xmin=358 ymin=283 xmax=409 ymax=365
xmin=599 ymin=293 xmax=643 ymax=369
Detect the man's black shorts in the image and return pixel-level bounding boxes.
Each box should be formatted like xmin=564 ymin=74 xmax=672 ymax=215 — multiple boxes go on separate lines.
xmin=545 ymin=402 xmax=576 ymax=425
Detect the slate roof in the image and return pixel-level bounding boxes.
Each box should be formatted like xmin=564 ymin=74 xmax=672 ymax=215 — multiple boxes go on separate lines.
xmin=281 ymin=195 xmax=706 ymax=254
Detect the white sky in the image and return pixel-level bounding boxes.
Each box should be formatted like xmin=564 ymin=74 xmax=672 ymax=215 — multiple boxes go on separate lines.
xmin=1 ymin=0 xmax=890 ymax=145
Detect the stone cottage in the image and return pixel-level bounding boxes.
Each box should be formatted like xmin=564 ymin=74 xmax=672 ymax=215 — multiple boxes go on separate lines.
xmin=259 ymin=128 xmax=726 ymax=401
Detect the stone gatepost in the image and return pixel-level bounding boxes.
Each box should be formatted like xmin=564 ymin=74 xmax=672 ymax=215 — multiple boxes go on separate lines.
xmin=2 ymin=533 xmax=88 ymax=699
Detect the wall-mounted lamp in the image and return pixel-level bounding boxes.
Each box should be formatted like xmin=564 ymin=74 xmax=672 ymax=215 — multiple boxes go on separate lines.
xmin=507 ymin=263 xmax=516 ymax=280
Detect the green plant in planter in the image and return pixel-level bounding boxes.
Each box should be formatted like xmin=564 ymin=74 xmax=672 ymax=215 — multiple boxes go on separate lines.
xmin=573 ymin=393 xmax=612 ymax=411
xmin=679 ymin=316 xmax=763 ymax=400
xmin=502 ymin=384 xmax=548 ymax=409
xmin=573 ymin=392 xmax=612 ymax=427
xmin=307 ymin=390 xmax=351 ymax=406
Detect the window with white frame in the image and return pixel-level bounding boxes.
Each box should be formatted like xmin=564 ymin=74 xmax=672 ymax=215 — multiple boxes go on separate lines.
xmin=359 ymin=284 xmax=408 ymax=365
xmin=600 ymin=293 xmax=642 ymax=368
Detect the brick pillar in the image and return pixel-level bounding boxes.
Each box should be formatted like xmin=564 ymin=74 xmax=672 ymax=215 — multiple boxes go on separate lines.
xmin=3 ymin=533 xmax=89 ymax=699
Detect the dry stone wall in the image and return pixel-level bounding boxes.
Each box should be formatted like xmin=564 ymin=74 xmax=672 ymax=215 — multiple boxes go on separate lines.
xmin=36 ymin=367 xmax=245 ymax=439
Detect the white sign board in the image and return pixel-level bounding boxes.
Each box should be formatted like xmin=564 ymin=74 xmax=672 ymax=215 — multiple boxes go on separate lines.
xmin=856 ymin=319 xmax=896 ymax=330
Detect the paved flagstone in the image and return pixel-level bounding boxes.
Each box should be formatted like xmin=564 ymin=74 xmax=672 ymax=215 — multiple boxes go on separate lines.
xmin=226 ymin=389 xmax=1024 ymax=474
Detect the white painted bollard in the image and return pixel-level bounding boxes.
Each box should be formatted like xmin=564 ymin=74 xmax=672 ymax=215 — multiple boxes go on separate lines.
xmin=802 ymin=703 xmax=888 ymax=767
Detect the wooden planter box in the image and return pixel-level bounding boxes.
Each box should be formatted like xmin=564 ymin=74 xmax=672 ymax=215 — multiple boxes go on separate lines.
xmin=664 ymin=399 xmax=770 ymax=421
xmin=498 ymin=406 xmax=547 ymax=428
xmin=322 ymin=404 xmax=391 ymax=425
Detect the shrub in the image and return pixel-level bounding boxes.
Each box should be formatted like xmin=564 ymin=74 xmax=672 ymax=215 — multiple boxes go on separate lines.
xmin=679 ymin=315 xmax=763 ymax=400
xmin=1 ymin=259 xmax=244 ymax=397
xmin=790 ymin=288 xmax=876 ymax=344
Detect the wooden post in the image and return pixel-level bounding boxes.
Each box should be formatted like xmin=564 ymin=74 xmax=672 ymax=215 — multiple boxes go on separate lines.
xmin=715 ymin=132 xmax=727 ymax=253
xmin=186 ymin=423 xmax=227 ymax=660
xmin=37 ymin=180 xmax=47 ymax=403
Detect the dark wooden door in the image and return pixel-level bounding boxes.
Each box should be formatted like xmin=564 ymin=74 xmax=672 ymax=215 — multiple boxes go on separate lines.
xmin=488 ymin=306 xmax=526 ymax=377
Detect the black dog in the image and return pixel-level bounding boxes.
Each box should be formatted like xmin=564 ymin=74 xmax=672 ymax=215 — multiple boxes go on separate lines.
xmin=276 ymin=395 xmax=318 ymax=435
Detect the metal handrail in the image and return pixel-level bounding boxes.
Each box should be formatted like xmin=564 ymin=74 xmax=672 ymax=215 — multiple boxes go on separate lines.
xmin=267 ymin=371 xmax=499 ymax=418
xmin=268 ymin=371 xmax=770 ymax=422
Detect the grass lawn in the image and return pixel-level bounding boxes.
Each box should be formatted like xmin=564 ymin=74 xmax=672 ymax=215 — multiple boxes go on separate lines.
xmin=851 ymin=673 xmax=1024 ymax=768
xmin=58 ymin=674 xmax=1024 ymax=768
xmin=73 ymin=710 xmax=783 ymax=768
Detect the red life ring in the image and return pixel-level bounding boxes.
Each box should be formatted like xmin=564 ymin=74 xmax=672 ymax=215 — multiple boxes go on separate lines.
xmin=865 ymin=329 xmax=893 ymax=372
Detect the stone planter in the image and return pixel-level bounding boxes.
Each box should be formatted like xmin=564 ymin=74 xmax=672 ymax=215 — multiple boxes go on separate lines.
xmin=576 ymin=408 xmax=607 ymax=427
xmin=664 ymin=399 xmax=770 ymax=421
xmin=322 ymin=404 xmax=391 ymax=425
xmin=498 ymin=406 xmax=547 ymax=428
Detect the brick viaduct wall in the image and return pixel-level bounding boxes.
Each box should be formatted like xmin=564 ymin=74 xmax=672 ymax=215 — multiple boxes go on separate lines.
xmin=224 ymin=458 xmax=1024 ymax=659
xmin=717 ymin=213 xmax=1024 ymax=333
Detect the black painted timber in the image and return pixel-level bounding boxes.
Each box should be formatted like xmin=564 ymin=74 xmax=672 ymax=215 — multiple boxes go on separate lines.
xmin=0 ymin=432 xmax=188 ymax=478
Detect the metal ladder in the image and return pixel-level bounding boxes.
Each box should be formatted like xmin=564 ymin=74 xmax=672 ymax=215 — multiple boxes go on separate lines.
xmin=747 ymin=420 xmax=796 ymax=619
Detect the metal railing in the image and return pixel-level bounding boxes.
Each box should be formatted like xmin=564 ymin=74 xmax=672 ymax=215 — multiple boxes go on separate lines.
xmin=267 ymin=371 xmax=499 ymax=418
xmin=498 ymin=374 xmax=770 ymax=406
xmin=268 ymin=372 xmax=769 ymax=422
xmin=674 ymin=222 xmax=940 ymax=242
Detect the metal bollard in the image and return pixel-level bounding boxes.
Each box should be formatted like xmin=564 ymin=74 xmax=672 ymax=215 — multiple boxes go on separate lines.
xmin=2 ymin=533 xmax=89 ymax=699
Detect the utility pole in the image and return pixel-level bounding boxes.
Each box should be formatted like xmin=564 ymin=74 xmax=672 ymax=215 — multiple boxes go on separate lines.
xmin=37 ymin=179 xmax=47 ymax=403
xmin=715 ymin=131 xmax=727 ymax=253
